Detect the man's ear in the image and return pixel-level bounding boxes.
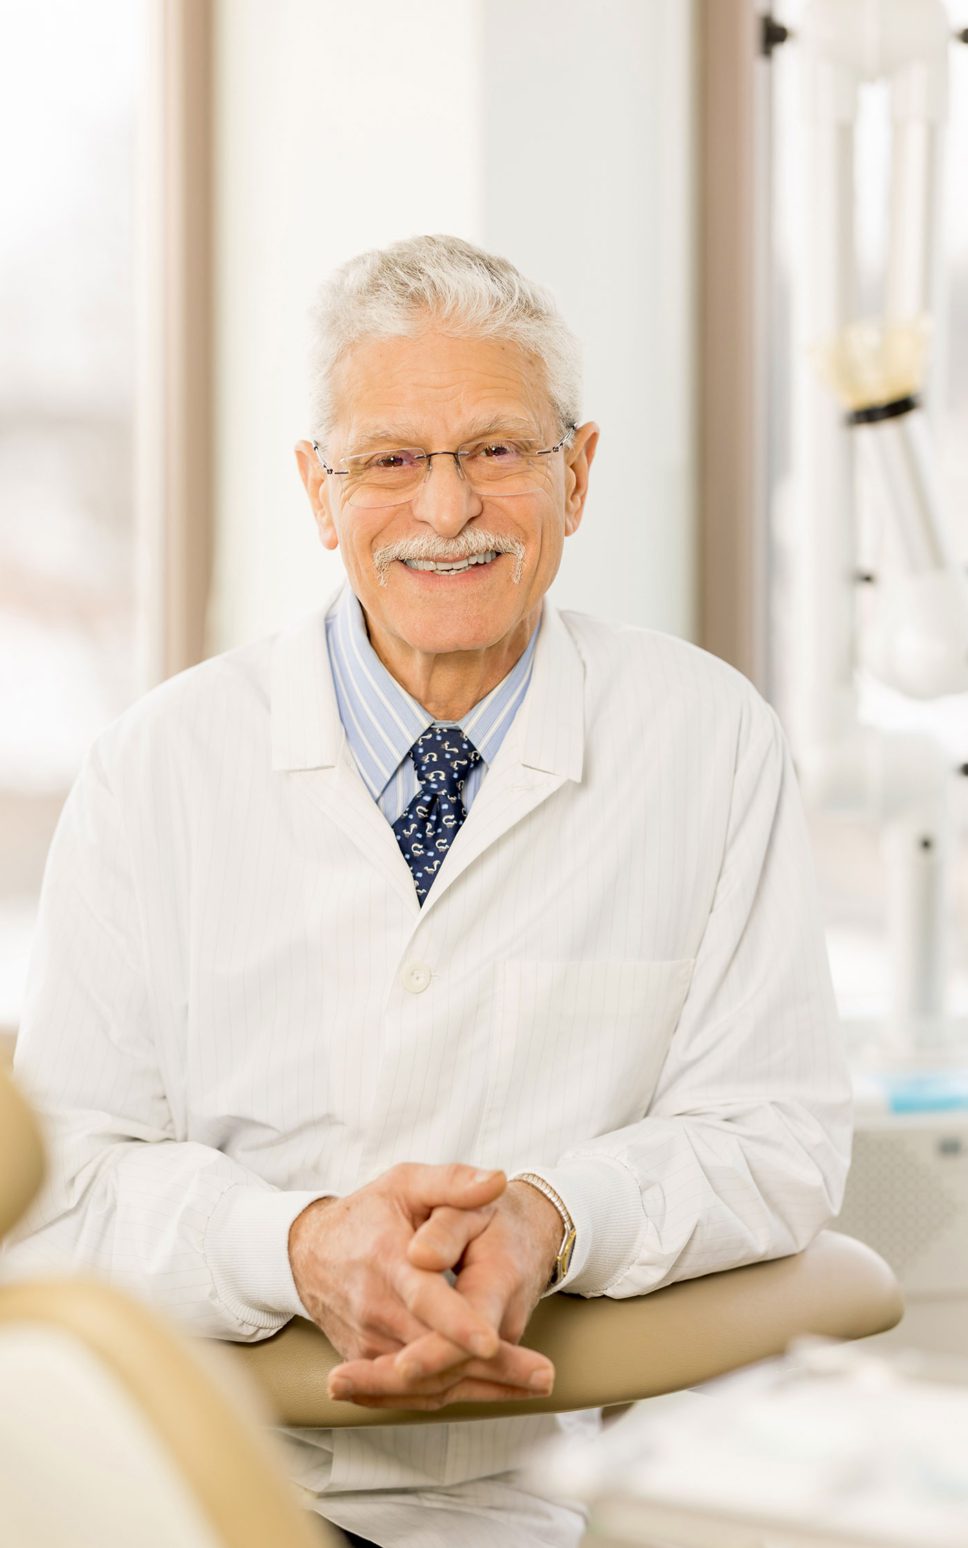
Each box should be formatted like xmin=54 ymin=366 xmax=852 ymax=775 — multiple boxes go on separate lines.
xmin=563 ymin=421 xmax=599 ymax=536
xmin=295 ymin=440 xmax=339 ymax=551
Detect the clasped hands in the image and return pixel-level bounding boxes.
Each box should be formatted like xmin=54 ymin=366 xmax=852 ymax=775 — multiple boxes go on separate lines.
xmin=287 ymin=1164 xmax=563 ymax=1412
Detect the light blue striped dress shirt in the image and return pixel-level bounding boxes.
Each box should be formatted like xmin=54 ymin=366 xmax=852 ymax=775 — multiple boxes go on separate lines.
xmin=325 ymin=583 xmax=540 ymax=822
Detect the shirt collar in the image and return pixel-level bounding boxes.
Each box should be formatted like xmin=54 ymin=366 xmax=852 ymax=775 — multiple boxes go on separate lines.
xmin=326 ymin=583 xmax=540 ymax=800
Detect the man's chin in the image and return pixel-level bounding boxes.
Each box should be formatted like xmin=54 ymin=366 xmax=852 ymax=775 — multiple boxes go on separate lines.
xmin=372 ymin=603 xmax=522 ymax=659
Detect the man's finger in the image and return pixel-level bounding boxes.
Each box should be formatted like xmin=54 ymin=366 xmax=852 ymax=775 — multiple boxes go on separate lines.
xmin=329 ymin=1347 xmax=554 ymax=1401
xmin=392 ymin=1329 xmax=554 ymax=1389
xmin=407 ymin=1204 xmax=494 ymax=1271
xmin=365 ymin=1298 xmax=434 ymax=1353
xmin=336 ymin=1375 xmax=556 ymax=1410
xmin=448 ymin=1257 xmax=516 ymax=1342
xmin=391 ymin=1259 xmax=501 ymax=1359
xmin=392 ymin=1162 xmax=506 ymax=1217
xmin=329 ymin=1348 xmax=468 ymax=1399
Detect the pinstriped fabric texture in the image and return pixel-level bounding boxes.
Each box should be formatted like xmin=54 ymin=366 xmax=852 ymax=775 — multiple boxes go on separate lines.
xmin=6 ymin=583 xmax=853 ymax=1548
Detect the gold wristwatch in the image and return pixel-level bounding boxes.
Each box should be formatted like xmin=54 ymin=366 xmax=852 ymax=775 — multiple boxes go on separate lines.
xmin=513 ymin=1172 xmax=577 ymax=1289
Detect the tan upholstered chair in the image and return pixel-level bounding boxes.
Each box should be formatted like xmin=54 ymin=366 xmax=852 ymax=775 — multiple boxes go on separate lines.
xmin=232 ymin=1230 xmax=902 ymax=1428
xmin=0 ymin=1067 xmax=334 ymax=1548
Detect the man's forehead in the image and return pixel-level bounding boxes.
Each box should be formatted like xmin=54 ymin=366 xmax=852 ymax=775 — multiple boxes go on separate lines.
xmin=329 ymin=328 xmax=553 ymax=443
xmin=344 ymin=413 xmax=543 ymax=450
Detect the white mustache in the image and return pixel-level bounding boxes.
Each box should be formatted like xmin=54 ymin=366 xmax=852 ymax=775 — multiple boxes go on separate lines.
xmin=372 ymin=530 xmax=526 ymax=586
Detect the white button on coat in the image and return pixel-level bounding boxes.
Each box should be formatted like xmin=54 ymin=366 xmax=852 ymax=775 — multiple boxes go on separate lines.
xmin=402 ymin=963 xmax=431 ymax=993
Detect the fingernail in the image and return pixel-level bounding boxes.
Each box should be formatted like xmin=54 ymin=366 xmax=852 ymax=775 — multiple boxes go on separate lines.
xmin=329 ymin=1380 xmax=352 ymax=1399
xmin=469 ymin=1331 xmax=495 ymax=1358
xmin=471 ymin=1169 xmax=499 ymax=1184
xmin=396 ymin=1360 xmax=421 ymax=1381
xmin=529 ymin=1370 xmax=553 ymax=1393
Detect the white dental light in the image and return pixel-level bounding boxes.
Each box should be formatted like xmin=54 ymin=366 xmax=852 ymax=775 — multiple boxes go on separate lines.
xmin=792 ymin=0 xmax=968 ymax=1364
xmin=796 ymin=0 xmax=968 ymax=1034
xmin=814 ymin=317 xmax=968 ymax=699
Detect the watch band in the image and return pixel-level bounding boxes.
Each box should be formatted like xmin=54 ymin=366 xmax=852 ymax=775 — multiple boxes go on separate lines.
xmin=513 ymin=1172 xmax=577 ymax=1289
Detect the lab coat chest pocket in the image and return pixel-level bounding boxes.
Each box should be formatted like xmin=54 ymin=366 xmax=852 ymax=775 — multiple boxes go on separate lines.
xmin=476 ymin=957 xmax=695 ymax=1163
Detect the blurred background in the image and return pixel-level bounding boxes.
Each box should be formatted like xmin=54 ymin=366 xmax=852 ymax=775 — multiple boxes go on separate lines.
xmin=2 ymin=0 xmax=968 ymax=1079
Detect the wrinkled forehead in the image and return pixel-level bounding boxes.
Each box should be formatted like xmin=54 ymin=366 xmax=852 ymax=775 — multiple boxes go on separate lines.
xmin=328 ymin=328 xmax=557 ymax=447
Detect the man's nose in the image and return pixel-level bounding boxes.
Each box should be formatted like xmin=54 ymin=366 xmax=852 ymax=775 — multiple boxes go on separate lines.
xmin=409 ymin=452 xmax=483 ymax=532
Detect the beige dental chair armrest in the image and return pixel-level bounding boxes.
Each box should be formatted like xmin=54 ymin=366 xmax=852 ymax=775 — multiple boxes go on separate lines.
xmin=229 ymin=1231 xmax=903 ymax=1428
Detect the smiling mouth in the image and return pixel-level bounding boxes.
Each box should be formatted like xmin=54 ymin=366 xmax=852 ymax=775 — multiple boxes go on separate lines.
xmin=401 ymin=551 xmax=499 ymax=574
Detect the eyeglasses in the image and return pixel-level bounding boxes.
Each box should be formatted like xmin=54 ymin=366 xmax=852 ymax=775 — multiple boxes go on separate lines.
xmin=312 ymin=427 xmax=576 ymax=510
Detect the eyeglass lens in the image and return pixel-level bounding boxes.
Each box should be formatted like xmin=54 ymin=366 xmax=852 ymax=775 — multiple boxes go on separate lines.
xmin=342 ymin=441 xmax=555 ymax=509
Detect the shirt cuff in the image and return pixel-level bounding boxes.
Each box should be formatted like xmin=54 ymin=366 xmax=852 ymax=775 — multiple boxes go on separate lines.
xmin=512 ymin=1156 xmax=646 ymax=1297
xmin=204 ymin=1184 xmax=335 ymax=1328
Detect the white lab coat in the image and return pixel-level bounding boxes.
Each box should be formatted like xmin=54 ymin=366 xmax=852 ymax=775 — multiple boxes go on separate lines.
xmin=8 ymin=588 xmax=852 ymax=1547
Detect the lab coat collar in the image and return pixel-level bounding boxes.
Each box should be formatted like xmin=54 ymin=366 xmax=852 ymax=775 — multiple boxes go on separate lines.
xmin=270 ymin=582 xmax=585 ymax=784
xmin=270 ymin=587 xmax=346 ymax=772
xmin=269 ymin=582 xmax=585 ymax=919
xmin=516 ymin=595 xmax=585 ymax=783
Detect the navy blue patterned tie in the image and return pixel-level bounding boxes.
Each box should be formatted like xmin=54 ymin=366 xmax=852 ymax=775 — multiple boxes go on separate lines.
xmin=392 ymin=726 xmax=482 ymax=904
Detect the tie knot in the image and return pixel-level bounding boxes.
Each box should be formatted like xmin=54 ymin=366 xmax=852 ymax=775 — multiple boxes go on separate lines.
xmin=409 ymin=725 xmax=481 ymax=794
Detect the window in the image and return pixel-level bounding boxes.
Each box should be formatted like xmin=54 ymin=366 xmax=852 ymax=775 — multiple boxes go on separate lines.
xmin=0 ymin=0 xmax=146 ymax=1035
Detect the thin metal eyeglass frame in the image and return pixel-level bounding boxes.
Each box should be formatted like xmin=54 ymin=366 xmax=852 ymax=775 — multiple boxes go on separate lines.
xmin=311 ymin=425 xmax=577 ymax=489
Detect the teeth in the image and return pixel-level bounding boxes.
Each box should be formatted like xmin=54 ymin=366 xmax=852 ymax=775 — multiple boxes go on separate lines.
xmin=403 ymin=551 xmax=498 ymax=573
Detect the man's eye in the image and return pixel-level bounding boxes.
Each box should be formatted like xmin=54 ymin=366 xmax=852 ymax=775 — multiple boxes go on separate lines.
xmin=366 ymin=451 xmax=416 ymax=470
xmin=474 ymin=441 xmax=520 ymax=460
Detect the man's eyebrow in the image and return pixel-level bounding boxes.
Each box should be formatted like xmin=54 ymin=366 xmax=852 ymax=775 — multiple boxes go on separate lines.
xmin=347 ymin=416 xmax=542 ymax=450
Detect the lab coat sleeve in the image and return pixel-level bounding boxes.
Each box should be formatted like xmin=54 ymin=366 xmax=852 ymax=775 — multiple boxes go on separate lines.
xmin=4 ymin=741 xmax=327 ymax=1341
xmin=526 ymin=701 xmax=854 ymax=1299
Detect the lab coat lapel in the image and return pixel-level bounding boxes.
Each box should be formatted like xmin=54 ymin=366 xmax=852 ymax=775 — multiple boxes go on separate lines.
xmin=297 ymin=754 xmax=421 ymax=915
xmin=420 ymin=600 xmax=585 ymax=914
xmin=270 ymin=596 xmax=421 ymax=915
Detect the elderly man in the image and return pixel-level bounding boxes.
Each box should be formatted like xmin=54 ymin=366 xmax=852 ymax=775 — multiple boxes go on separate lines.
xmin=10 ymin=235 xmax=851 ymax=1547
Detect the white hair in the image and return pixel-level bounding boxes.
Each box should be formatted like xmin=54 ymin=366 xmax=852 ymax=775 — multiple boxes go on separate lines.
xmin=308 ymin=234 xmax=582 ymax=440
